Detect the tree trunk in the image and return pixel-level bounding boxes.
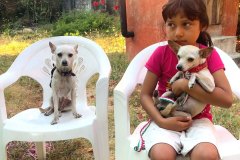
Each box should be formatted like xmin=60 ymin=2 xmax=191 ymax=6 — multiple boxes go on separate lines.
xmin=106 ymin=0 xmax=115 ymax=14
xmin=63 ymin=0 xmax=76 ymax=12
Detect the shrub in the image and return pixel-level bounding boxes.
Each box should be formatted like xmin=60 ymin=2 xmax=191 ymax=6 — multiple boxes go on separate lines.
xmin=52 ymin=10 xmax=119 ymax=36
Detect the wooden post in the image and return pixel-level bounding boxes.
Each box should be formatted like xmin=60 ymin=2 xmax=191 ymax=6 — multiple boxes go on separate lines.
xmin=205 ymin=0 xmax=223 ymax=25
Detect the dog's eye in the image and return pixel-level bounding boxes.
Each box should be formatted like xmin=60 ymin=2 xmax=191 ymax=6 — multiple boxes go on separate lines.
xmin=57 ymin=53 xmax=62 ymax=57
xmin=68 ymin=54 xmax=73 ymax=57
xmin=188 ymin=58 xmax=194 ymax=62
xmin=177 ymin=55 xmax=180 ymax=59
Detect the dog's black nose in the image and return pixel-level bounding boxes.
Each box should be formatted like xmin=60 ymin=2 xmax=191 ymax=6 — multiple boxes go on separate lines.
xmin=62 ymin=60 xmax=68 ymax=66
xmin=177 ymin=65 xmax=183 ymax=71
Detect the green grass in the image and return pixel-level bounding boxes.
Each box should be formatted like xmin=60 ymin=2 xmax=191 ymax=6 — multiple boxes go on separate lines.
xmin=212 ymin=99 xmax=240 ymax=138
xmin=1 ymin=30 xmax=240 ymax=160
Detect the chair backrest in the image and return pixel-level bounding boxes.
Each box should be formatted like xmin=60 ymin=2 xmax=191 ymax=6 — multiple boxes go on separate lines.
xmin=116 ymin=42 xmax=167 ymax=97
xmin=215 ymin=47 xmax=240 ymax=98
xmin=7 ymin=36 xmax=111 ymax=109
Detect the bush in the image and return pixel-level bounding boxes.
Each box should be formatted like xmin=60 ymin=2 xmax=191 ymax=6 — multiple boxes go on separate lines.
xmin=52 ymin=10 xmax=119 ymax=36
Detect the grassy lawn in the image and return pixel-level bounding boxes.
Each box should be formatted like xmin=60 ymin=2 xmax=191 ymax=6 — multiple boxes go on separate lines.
xmin=0 ymin=31 xmax=240 ymax=160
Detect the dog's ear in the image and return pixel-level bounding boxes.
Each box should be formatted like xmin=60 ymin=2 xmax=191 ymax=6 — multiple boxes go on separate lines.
xmin=49 ymin=42 xmax=56 ymax=53
xmin=199 ymin=47 xmax=214 ymax=58
xmin=168 ymin=40 xmax=180 ymax=54
xmin=74 ymin=45 xmax=78 ymax=53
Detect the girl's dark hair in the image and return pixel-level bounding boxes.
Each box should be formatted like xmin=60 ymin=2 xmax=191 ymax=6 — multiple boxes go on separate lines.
xmin=162 ymin=0 xmax=213 ymax=47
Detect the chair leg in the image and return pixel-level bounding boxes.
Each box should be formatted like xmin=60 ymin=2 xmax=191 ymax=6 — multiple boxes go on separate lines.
xmin=92 ymin=130 xmax=109 ymax=160
xmin=92 ymin=138 xmax=101 ymax=160
xmin=35 ymin=142 xmax=46 ymax=160
xmin=0 ymin=142 xmax=7 ymax=160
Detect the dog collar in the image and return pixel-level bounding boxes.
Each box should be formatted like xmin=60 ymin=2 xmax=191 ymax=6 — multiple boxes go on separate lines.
xmin=49 ymin=65 xmax=75 ymax=88
xmin=57 ymin=69 xmax=76 ymax=76
xmin=187 ymin=61 xmax=208 ymax=73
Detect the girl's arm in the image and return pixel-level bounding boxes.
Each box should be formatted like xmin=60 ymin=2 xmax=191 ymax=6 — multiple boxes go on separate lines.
xmin=171 ymin=69 xmax=233 ymax=108
xmin=141 ymin=71 xmax=192 ymax=131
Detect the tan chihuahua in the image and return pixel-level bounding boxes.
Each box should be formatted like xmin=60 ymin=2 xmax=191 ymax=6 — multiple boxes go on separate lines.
xmin=40 ymin=42 xmax=82 ymax=125
xmin=154 ymin=40 xmax=215 ymax=118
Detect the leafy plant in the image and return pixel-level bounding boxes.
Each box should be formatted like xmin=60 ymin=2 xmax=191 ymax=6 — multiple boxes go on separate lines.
xmin=52 ymin=10 xmax=119 ymax=36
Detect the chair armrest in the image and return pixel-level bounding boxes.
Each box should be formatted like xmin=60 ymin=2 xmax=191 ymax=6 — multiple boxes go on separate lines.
xmin=96 ymin=75 xmax=110 ymax=121
xmin=114 ymin=71 xmax=139 ymax=159
xmin=0 ymin=72 xmax=20 ymax=90
xmin=0 ymin=71 xmax=20 ymax=125
xmin=95 ymin=52 xmax=111 ymax=119
xmin=114 ymin=85 xmax=132 ymax=160
xmin=114 ymin=57 xmax=144 ymax=134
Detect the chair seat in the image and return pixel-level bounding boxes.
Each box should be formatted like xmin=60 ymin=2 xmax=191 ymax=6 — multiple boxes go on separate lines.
xmin=3 ymin=106 xmax=96 ymax=142
xmin=128 ymin=121 xmax=240 ymax=160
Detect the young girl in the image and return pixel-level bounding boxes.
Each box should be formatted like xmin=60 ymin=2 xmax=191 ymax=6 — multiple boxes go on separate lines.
xmin=140 ymin=0 xmax=233 ymax=159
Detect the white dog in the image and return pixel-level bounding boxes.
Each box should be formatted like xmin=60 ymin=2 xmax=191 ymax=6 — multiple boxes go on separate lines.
xmin=40 ymin=42 xmax=82 ymax=125
xmin=154 ymin=40 xmax=215 ymax=117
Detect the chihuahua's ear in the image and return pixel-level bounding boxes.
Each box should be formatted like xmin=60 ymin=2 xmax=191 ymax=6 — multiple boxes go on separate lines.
xmin=49 ymin=42 xmax=56 ymax=53
xmin=74 ymin=45 xmax=78 ymax=53
xmin=168 ymin=40 xmax=180 ymax=54
xmin=199 ymin=47 xmax=214 ymax=58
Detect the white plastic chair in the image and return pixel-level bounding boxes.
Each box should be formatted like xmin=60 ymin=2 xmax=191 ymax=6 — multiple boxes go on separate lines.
xmin=0 ymin=36 xmax=111 ymax=160
xmin=114 ymin=41 xmax=240 ymax=160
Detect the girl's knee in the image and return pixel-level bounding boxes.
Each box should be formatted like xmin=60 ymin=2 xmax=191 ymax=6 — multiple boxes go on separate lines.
xmin=190 ymin=142 xmax=219 ymax=160
xmin=149 ymin=143 xmax=176 ymax=160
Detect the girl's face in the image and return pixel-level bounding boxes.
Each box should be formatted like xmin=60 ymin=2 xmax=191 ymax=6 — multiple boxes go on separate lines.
xmin=165 ymin=12 xmax=201 ymax=46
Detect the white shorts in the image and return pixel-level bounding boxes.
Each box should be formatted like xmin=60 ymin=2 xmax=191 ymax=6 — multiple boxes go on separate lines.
xmin=142 ymin=118 xmax=219 ymax=157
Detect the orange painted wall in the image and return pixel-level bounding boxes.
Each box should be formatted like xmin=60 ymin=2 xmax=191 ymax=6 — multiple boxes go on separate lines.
xmin=125 ymin=0 xmax=239 ymax=60
xmin=125 ymin=0 xmax=167 ymax=60
xmin=221 ymin=0 xmax=239 ymax=35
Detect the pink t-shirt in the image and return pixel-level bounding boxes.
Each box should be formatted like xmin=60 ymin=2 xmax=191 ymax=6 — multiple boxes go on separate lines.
xmin=145 ymin=44 xmax=224 ymax=121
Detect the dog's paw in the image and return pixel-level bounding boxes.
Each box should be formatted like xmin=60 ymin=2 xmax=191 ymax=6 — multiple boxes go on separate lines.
xmin=73 ymin=112 xmax=82 ymax=118
xmin=51 ymin=118 xmax=59 ymax=125
xmin=188 ymin=81 xmax=195 ymax=89
xmin=169 ymin=78 xmax=175 ymax=84
xmin=59 ymin=111 xmax=62 ymax=117
xmin=44 ymin=111 xmax=53 ymax=116
xmin=185 ymin=72 xmax=191 ymax=79
xmin=44 ymin=108 xmax=54 ymax=116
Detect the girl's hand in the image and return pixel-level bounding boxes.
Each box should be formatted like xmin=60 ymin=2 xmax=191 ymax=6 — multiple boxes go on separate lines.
xmin=159 ymin=116 xmax=192 ymax=131
xmin=171 ymin=78 xmax=188 ymax=96
xmin=171 ymin=69 xmax=232 ymax=108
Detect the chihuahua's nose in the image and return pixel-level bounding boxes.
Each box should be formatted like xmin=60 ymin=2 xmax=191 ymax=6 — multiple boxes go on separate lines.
xmin=62 ymin=60 xmax=68 ymax=66
xmin=177 ymin=65 xmax=183 ymax=71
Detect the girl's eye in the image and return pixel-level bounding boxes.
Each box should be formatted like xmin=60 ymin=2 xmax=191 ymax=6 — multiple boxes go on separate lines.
xmin=166 ymin=22 xmax=175 ymax=28
xmin=57 ymin=53 xmax=62 ymax=57
xmin=183 ymin=22 xmax=191 ymax=28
